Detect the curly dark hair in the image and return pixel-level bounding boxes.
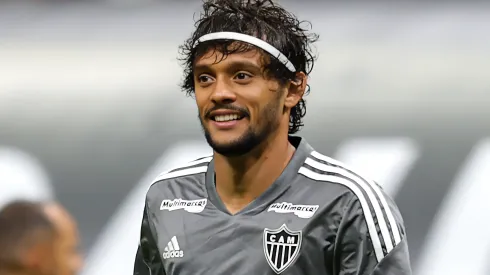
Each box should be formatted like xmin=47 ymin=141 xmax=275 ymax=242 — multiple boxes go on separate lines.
xmin=179 ymin=0 xmax=319 ymax=134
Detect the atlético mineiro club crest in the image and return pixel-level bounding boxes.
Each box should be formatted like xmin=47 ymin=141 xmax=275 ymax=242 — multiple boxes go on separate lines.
xmin=263 ymin=224 xmax=302 ymax=274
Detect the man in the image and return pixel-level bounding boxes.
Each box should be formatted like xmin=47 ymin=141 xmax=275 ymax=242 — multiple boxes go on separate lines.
xmin=0 ymin=200 xmax=82 ymax=275
xmin=134 ymin=0 xmax=412 ymax=274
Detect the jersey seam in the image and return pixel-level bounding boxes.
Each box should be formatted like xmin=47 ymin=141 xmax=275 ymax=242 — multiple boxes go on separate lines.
xmin=143 ymin=198 xmax=163 ymax=274
xmin=332 ymin=194 xmax=359 ymax=274
xmin=145 ymin=199 xmax=161 ymax=256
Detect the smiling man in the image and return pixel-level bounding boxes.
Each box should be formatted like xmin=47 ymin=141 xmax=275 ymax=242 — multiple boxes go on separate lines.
xmin=133 ymin=0 xmax=412 ymax=274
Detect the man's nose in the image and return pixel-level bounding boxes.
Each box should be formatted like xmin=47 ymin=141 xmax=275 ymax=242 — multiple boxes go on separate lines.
xmin=210 ymin=78 xmax=237 ymax=104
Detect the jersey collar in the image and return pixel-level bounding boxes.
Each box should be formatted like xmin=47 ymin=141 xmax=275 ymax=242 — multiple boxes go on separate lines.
xmin=205 ymin=136 xmax=313 ymax=215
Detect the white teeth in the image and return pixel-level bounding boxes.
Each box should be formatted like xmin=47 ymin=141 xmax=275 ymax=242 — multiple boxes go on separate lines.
xmin=215 ymin=114 xmax=240 ymax=122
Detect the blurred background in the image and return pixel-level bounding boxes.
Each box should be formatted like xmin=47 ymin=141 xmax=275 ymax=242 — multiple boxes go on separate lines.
xmin=1 ymin=0 xmax=489 ymax=274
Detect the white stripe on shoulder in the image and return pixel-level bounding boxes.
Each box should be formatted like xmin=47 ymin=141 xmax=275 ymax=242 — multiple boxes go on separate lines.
xmin=154 ymin=156 xmax=211 ymax=178
xmin=311 ymin=151 xmax=402 ymax=245
xmin=153 ymin=166 xmax=208 ymax=183
xmin=305 ymin=157 xmax=395 ymax=254
xmin=298 ymin=166 xmax=385 ymax=262
xmin=177 ymin=156 xmax=212 ymax=170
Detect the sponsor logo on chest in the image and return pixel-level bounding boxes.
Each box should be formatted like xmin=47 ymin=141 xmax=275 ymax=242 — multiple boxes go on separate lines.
xmin=160 ymin=198 xmax=207 ymax=213
xmin=268 ymin=202 xmax=319 ymax=219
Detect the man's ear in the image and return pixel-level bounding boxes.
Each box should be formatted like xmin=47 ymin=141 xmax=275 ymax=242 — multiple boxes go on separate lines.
xmin=24 ymin=241 xmax=55 ymax=272
xmin=284 ymin=72 xmax=307 ymax=109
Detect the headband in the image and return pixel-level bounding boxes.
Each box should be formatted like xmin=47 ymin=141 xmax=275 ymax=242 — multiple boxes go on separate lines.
xmin=194 ymin=32 xmax=296 ymax=73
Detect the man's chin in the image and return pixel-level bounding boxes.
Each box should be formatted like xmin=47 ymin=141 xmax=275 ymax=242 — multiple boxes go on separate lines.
xmin=205 ymin=134 xmax=260 ymax=157
xmin=209 ymin=141 xmax=248 ymax=157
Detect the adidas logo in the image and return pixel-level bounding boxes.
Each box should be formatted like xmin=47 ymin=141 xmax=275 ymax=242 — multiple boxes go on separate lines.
xmin=162 ymin=236 xmax=184 ymax=259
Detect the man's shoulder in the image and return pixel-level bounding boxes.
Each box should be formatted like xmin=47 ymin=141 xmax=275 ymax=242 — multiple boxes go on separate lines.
xmin=148 ymin=155 xmax=212 ymax=190
xmin=302 ymin=149 xmax=406 ymax=254
xmin=299 ymin=149 xmax=384 ymax=202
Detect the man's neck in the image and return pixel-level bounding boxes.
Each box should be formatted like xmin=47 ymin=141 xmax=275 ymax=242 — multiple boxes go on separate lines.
xmin=214 ymin=132 xmax=295 ymax=214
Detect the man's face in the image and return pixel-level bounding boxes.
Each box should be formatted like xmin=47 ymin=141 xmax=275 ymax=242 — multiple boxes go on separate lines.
xmin=38 ymin=204 xmax=82 ymax=275
xmin=194 ymin=47 xmax=287 ymax=156
xmin=51 ymin=217 xmax=82 ymax=275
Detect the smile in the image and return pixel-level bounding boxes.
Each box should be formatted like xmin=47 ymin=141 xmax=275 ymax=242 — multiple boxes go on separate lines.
xmin=212 ymin=114 xmax=244 ymax=122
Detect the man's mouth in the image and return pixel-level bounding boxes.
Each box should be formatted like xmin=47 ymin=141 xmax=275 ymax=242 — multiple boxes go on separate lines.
xmin=211 ymin=114 xmax=244 ymax=122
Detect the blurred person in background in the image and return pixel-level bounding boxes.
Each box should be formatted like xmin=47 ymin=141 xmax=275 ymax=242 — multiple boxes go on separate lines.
xmin=0 ymin=200 xmax=82 ymax=275
xmin=134 ymin=0 xmax=411 ymax=274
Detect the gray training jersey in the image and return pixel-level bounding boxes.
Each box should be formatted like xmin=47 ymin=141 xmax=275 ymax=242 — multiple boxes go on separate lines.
xmin=133 ymin=136 xmax=412 ymax=275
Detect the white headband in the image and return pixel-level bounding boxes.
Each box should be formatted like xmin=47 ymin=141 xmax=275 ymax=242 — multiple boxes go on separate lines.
xmin=194 ymin=32 xmax=296 ymax=72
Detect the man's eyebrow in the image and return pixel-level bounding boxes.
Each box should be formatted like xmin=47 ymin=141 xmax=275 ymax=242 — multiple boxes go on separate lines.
xmin=227 ymin=61 xmax=262 ymax=72
xmin=194 ymin=64 xmax=212 ymax=73
xmin=194 ymin=60 xmax=262 ymax=74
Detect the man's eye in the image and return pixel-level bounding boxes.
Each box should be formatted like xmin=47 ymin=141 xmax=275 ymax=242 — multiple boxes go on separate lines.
xmin=198 ymin=75 xmax=212 ymax=83
xmin=235 ymin=73 xmax=251 ymax=80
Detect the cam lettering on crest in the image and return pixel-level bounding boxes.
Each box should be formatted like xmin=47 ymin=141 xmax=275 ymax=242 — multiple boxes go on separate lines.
xmin=160 ymin=198 xmax=207 ymax=213
xmin=268 ymin=202 xmax=319 ymax=219
xmin=263 ymin=224 xmax=302 ymax=274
